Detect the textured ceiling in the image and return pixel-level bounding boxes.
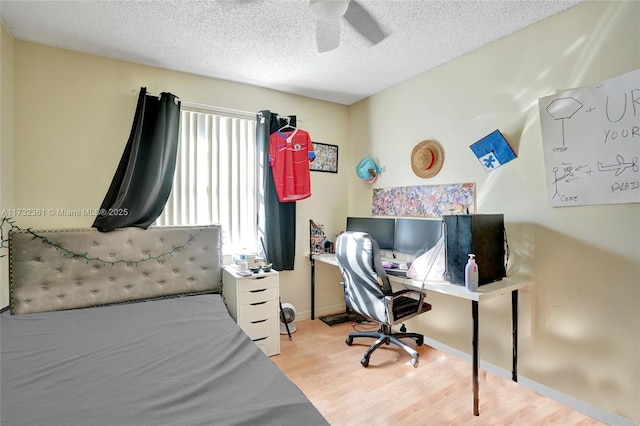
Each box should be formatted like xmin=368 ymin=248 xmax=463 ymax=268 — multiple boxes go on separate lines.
xmin=1 ymin=0 xmax=582 ymax=105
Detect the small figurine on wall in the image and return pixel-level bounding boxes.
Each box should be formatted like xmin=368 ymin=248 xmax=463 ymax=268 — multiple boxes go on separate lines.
xmin=356 ymin=157 xmax=384 ymax=183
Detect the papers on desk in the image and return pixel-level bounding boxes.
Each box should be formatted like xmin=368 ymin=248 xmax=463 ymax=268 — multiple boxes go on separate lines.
xmin=381 ymin=258 xmax=411 ymax=278
xmin=381 ymin=259 xmax=410 ymax=269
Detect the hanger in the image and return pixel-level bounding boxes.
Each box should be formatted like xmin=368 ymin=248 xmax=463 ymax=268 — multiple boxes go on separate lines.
xmin=277 ymin=116 xmax=297 ymax=132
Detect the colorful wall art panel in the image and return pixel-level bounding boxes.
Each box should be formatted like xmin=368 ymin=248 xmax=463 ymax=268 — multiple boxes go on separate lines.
xmin=372 ymin=183 xmax=475 ymax=217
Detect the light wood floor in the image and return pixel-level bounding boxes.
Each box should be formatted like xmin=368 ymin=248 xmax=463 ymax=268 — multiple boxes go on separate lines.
xmin=271 ymin=319 xmax=603 ymax=426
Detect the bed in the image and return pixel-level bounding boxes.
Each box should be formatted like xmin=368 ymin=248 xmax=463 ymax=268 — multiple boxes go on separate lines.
xmin=1 ymin=225 xmax=328 ymax=426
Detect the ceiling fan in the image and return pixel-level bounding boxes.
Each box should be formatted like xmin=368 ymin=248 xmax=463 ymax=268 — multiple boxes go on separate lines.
xmin=309 ymin=0 xmax=386 ymax=53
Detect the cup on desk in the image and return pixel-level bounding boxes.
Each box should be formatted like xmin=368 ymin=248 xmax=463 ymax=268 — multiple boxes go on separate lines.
xmin=239 ymin=261 xmax=248 ymax=272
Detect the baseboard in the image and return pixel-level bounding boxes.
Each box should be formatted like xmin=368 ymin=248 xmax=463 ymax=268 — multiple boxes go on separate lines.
xmin=421 ymin=336 xmax=636 ymax=426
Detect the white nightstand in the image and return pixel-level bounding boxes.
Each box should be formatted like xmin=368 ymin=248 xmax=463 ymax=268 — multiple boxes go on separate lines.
xmin=222 ymin=265 xmax=280 ymax=356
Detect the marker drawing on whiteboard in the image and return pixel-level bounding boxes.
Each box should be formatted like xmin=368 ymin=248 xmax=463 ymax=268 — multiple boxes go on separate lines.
xmin=546 ymin=97 xmax=584 ymax=147
xmin=551 ymin=161 xmax=590 ymax=202
xmin=597 ymin=155 xmax=639 ymax=176
xmin=552 ymin=164 xmax=576 ymax=200
xmin=539 ymin=69 xmax=639 ymax=207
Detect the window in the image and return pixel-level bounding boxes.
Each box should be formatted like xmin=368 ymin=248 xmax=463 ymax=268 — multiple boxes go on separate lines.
xmin=155 ymin=107 xmax=258 ymax=253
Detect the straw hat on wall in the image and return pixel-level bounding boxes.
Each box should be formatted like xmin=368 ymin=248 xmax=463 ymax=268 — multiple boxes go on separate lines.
xmin=411 ymin=140 xmax=444 ymax=178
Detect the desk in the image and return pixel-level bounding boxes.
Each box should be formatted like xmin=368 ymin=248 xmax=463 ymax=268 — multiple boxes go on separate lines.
xmin=310 ymin=253 xmax=530 ymax=416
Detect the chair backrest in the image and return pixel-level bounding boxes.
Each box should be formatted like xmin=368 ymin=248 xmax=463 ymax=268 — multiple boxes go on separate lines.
xmin=335 ymin=231 xmax=392 ymax=323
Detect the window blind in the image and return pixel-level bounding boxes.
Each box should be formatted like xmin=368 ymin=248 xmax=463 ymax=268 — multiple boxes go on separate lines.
xmin=156 ymin=109 xmax=258 ymax=253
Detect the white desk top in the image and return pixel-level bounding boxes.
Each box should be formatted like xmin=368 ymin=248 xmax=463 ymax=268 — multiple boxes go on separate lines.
xmin=312 ymin=253 xmax=340 ymax=266
xmin=312 ymin=253 xmax=530 ymax=302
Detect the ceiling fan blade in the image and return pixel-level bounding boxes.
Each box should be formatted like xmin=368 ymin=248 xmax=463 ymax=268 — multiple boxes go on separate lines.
xmin=316 ymin=19 xmax=340 ymax=53
xmin=343 ymin=0 xmax=386 ymax=46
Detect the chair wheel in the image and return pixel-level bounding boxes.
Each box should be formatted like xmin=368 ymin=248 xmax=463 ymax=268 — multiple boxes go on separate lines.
xmin=400 ymin=324 xmax=407 ymax=332
xmin=416 ymin=337 xmax=424 ymax=346
xmin=361 ymin=358 xmax=369 ymax=367
xmin=345 ymin=337 xmax=353 ymax=346
xmin=410 ymin=358 xmax=419 ymax=368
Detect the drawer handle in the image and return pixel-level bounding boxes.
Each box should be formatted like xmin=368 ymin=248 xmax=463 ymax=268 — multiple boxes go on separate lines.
xmin=253 ymin=336 xmax=268 ymax=342
xmin=251 ymin=319 xmax=267 ymax=324
xmin=250 ymin=301 xmax=267 ymax=306
xmin=250 ymin=289 xmax=267 ymax=293
xmin=252 ymin=276 xmax=266 ymax=280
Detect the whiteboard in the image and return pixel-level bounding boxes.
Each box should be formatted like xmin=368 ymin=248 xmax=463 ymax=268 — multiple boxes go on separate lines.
xmin=538 ymin=69 xmax=639 ymax=207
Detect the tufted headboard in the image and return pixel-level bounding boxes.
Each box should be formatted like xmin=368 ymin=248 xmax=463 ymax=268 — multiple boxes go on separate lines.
xmin=9 ymin=225 xmax=223 ymax=315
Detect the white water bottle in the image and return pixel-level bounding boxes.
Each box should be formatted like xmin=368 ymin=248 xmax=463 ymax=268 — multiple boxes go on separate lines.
xmin=465 ymin=254 xmax=479 ymax=292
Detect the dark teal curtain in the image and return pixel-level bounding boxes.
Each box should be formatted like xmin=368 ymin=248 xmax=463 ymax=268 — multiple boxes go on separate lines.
xmin=257 ymin=110 xmax=296 ymax=271
xmin=93 ymin=87 xmax=181 ymax=232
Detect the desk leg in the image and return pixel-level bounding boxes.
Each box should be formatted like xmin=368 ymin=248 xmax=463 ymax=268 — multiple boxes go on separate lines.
xmin=512 ymin=289 xmax=519 ymax=382
xmin=472 ymin=300 xmax=479 ymax=416
xmin=310 ymin=257 xmax=316 ymax=320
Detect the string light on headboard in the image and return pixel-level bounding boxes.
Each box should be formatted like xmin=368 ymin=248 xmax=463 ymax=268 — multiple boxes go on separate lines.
xmin=0 ymin=216 xmax=16 ymax=257
xmin=0 ymin=216 xmax=200 ymax=266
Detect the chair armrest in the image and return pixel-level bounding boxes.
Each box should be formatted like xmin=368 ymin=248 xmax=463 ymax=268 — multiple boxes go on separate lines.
xmin=384 ymin=290 xmax=430 ymax=324
xmin=390 ymin=289 xmax=424 ymax=301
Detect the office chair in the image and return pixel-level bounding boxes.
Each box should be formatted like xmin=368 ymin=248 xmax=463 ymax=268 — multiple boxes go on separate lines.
xmin=335 ymin=231 xmax=432 ymax=368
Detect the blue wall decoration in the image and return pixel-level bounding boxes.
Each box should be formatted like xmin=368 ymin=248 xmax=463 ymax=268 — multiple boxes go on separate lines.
xmin=469 ymin=129 xmax=517 ymax=172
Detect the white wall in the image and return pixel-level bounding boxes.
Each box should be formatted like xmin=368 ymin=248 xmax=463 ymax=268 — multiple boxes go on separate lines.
xmin=348 ymin=1 xmax=639 ymax=423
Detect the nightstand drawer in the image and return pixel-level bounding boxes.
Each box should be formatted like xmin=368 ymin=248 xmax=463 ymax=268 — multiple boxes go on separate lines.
xmin=238 ymin=299 xmax=278 ymax=323
xmin=252 ymin=335 xmax=280 ymax=357
xmin=239 ymin=287 xmax=277 ymax=305
xmin=238 ymin=275 xmax=277 ymax=292
xmin=240 ymin=316 xmax=278 ymax=340
xmin=222 ymin=266 xmax=280 ymax=356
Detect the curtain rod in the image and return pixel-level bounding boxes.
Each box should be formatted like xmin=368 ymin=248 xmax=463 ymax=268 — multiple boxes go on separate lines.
xmin=131 ymin=89 xmax=256 ymax=118
xmin=131 ymin=89 xmax=303 ymax=122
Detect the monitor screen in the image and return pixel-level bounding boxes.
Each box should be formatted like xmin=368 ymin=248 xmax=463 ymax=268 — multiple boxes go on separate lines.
xmin=394 ymin=218 xmax=442 ymax=256
xmin=345 ymin=217 xmax=395 ymax=250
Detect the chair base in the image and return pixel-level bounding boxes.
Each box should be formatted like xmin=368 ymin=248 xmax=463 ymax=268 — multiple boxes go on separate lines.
xmin=345 ymin=324 xmax=423 ymax=368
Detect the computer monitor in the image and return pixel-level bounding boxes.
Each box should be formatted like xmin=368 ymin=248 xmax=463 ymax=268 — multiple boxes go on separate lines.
xmin=345 ymin=217 xmax=395 ymax=251
xmin=393 ymin=218 xmax=442 ymax=256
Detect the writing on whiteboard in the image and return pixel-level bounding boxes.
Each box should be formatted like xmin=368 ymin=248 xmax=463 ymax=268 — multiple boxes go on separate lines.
xmin=538 ymin=69 xmax=640 ymax=207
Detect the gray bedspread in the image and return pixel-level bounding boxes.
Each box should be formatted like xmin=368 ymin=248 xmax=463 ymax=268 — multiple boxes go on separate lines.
xmin=1 ymin=294 xmax=328 ymax=426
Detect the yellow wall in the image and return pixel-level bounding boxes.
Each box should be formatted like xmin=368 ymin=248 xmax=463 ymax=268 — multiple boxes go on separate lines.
xmin=348 ymin=1 xmax=639 ymax=422
xmin=1 ymin=1 xmax=638 ymax=423
xmin=4 ymin=40 xmax=349 ymax=318
xmin=1 ymin=23 xmax=15 ymax=307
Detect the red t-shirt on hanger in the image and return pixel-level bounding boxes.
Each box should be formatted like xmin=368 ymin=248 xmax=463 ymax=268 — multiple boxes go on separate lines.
xmin=269 ymin=129 xmax=315 ymax=202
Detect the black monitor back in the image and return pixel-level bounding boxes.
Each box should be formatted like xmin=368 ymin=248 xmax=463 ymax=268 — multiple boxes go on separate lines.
xmin=345 ymin=217 xmax=395 ymax=251
xmin=443 ymin=214 xmax=506 ymax=285
xmin=394 ymin=218 xmax=442 ymax=256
